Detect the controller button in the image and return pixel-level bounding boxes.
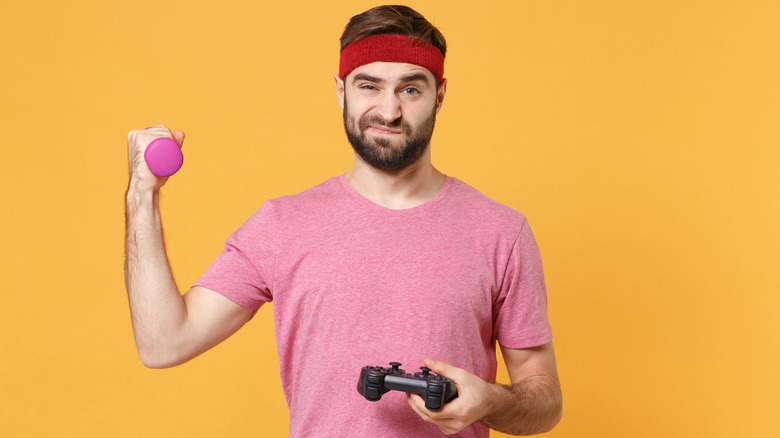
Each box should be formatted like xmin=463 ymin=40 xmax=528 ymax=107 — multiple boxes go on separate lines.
xmin=365 ymin=387 xmax=380 ymax=400
xmin=426 ymin=396 xmax=442 ymax=409
xmin=429 ymin=385 xmax=443 ymax=394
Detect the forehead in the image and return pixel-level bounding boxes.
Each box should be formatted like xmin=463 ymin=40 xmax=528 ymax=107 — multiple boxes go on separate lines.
xmin=348 ymin=62 xmax=436 ymax=84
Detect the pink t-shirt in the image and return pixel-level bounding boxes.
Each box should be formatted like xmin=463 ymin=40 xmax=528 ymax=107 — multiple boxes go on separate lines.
xmin=196 ymin=175 xmax=552 ymax=437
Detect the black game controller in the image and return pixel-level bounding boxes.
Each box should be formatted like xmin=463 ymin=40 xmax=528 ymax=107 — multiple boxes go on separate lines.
xmin=357 ymin=362 xmax=458 ymax=411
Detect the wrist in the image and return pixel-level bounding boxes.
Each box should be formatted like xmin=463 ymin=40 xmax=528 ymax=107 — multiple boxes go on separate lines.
xmin=480 ymin=381 xmax=510 ymax=421
xmin=125 ymin=181 xmax=160 ymax=214
xmin=480 ymin=377 xmax=562 ymax=435
xmin=126 ymin=176 xmax=159 ymax=197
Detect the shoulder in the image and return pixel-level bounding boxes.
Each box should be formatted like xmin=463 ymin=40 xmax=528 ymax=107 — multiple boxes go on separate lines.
xmin=446 ymin=177 xmax=529 ymax=232
xmin=242 ymin=176 xmax=345 ymax=229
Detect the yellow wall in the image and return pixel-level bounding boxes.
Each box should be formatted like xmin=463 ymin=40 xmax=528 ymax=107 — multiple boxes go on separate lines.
xmin=1 ymin=1 xmax=778 ymax=436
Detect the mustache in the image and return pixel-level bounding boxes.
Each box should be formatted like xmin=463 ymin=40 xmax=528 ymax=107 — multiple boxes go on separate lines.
xmin=358 ymin=115 xmax=411 ymax=134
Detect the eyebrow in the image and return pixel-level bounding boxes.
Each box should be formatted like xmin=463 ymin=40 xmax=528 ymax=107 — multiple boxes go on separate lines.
xmin=352 ymin=73 xmax=383 ymax=83
xmin=352 ymin=72 xmax=432 ymax=85
xmin=399 ymin=73 xmax=431 ymax=84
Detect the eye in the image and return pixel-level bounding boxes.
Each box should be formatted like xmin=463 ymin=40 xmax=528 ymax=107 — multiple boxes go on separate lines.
xmin=360 ymin=84 xmax=377 ymax=91
xmin=402 ymin=87 xmax=419 ymax=95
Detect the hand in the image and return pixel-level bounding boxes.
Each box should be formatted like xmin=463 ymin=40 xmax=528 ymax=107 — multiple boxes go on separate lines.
xmin=127 ymin=125 xmax=185 ymax=192
xmin=406 ymin=358 xmax=494 ymax=435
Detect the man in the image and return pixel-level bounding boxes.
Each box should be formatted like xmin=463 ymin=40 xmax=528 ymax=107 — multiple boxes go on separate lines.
xmin=125 ymin=5 xmax=562 ymax=437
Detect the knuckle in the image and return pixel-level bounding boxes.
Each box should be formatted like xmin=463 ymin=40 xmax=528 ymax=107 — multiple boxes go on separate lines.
xmin=419 ymin=414 xmax=435 ymax=424
xmin=443 ymin=422 xmax=465 ymax=434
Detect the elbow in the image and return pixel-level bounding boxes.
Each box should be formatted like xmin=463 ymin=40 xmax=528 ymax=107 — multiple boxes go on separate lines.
xmin=554 ymin=399 xmax=563 ymax=427
xmin=136 ymin=345 xmax=187 ymax=369
xmin=515 ymin=388 xmax=563 ymax=436
xmin=139 ymin=355 xmax=176 ymax=369
xmin=541 ymin=402 xmax=563 ymax=434
xmin=138 ymin=351 xmax=172 ymax=369
xmin=537 ymin=376 xmax=563 ymax=434
xmin=534 ymin=393 xmax=563 ymax=435
xmin=133 ymin=327 xmax=193 ymax=369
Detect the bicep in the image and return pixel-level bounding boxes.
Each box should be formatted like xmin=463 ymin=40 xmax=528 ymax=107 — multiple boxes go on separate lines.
xmin=499 ymin=341 xmax=559 ymax=385
xmin=179 ymin=286 xmax=255 ymax=359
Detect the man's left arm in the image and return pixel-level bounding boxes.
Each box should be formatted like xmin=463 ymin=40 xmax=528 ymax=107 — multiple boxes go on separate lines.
xmin=407 ymin=341 xmax=562 ymax=435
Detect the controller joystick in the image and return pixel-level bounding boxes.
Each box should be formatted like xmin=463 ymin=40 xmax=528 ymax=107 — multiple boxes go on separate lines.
xmin=144 ymin=137 xmax=184 ymax=177
xmin=357 ymin=362 xmax=458 ymax=412
xmin=415 ymin=366 xmax=431 ymax=378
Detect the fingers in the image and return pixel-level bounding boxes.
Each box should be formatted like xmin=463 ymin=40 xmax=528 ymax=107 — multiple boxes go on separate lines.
xmin=407 ymin=393 xmax=425 ymax=415
xmin=126 ymin=124 xmax=183 ymax=188
xmin=408 ymin=394 xmax=434 ymax=424
xmin=408 ymin=359 xmax=491 ymax=434
xmin=408 ymin=393 xmax=455 ymax=418
xmin=172 ymin=130 xmax=185 ymax=147
xmin=129 ymin=125 xmax=183 ymax=150
xmin=408 ymin=393 xmax=467 ymax=435
xmin=138 ymin=126 xmax=184 ymax=147
xmin=424 ymin=358 xmax=464 ymax=382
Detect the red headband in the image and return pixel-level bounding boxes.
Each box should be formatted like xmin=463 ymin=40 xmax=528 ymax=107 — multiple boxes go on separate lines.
xmin=339 ymin=34 xmax=444 ymax=83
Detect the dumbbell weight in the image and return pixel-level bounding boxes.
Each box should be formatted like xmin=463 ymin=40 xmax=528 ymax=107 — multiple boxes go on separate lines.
xmin=144 ymin=136 xmax=183 ymax=177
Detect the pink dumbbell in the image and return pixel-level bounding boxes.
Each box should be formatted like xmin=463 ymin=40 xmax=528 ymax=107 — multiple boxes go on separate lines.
xmin=144 ymin=136 xmax=184 ymax=177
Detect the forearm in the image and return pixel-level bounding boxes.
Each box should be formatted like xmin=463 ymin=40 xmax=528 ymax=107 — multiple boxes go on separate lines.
xmin=124 ymin=184 xmax=188 ymax=368
xmin=481 ymin=375 xmax=562 ymax=435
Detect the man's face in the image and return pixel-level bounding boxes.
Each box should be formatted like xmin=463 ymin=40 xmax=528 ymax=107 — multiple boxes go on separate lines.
xmin=338 ymin=62 xmax=446 ymax=172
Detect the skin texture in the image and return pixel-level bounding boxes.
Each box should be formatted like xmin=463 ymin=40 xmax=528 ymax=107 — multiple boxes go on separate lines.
xmin=125 ymin=61 xmax=561 ymax=435
xmin=336 ymin=62 xmax=562 ymax=434
xmin=342 ymin=72 xmax=438 ymax=172
xmin=407 ymin=346 xmax=562 ymax=435
xmin=125 ymin=127 xmax=252 ymax=369
xmin=334 ymin=61 xmax=448 ymax=210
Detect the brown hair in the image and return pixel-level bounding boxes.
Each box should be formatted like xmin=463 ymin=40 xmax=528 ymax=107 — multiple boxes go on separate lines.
xmin=339 ymin=5 xmax=447 ymax=58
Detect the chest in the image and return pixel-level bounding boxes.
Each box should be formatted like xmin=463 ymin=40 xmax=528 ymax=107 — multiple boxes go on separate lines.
xmin=269 ymin=217 xmax=506 ymax=334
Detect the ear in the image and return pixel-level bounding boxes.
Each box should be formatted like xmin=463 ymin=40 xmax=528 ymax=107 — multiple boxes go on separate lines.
xmin=334 ymin=74 xmax=345 ymax=109
xmin=435 ymin=78 xmax=447 ymax=114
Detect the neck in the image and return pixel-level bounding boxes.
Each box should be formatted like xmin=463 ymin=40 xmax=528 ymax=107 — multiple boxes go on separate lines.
xmin=345 ymin=149 xmax=446 ymax=210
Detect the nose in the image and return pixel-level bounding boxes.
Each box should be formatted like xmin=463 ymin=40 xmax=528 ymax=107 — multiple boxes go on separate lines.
xmin=376 ymin=91 xmax=402 ymax=123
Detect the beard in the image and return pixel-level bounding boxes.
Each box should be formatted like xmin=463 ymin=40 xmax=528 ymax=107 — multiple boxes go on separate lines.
xmin=343 ymin=97 xmax=437 ymax=172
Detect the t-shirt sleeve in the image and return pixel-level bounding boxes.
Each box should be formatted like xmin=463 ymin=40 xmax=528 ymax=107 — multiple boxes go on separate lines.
xmin=493 ymin=217 xmax=553 ymax=348
xmin=194 ymin=202 xmax=276 ymax=310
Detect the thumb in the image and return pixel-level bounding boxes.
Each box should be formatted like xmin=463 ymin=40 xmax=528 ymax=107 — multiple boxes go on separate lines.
xmin=424 ymin=358 xmax=462 ymax=381
xmin=172 ymin=130 xmax=186 ymax=147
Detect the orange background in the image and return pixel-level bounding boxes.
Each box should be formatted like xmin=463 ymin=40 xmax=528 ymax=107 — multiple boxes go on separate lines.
xmin=1 ymin=1 xmax=778 ymax=437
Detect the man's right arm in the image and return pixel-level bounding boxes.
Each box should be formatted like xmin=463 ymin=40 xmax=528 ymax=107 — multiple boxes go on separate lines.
xmin=124 ymin=126 xmax=253 ymax=368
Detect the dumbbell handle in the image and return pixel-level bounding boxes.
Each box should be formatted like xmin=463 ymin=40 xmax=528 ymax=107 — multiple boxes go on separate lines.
xmin=144 ymin=137 xmax=183 ymax=177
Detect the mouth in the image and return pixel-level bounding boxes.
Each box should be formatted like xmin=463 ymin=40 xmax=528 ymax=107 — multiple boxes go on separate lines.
xmin=367 ymin=124 xmax=403 ymax=135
